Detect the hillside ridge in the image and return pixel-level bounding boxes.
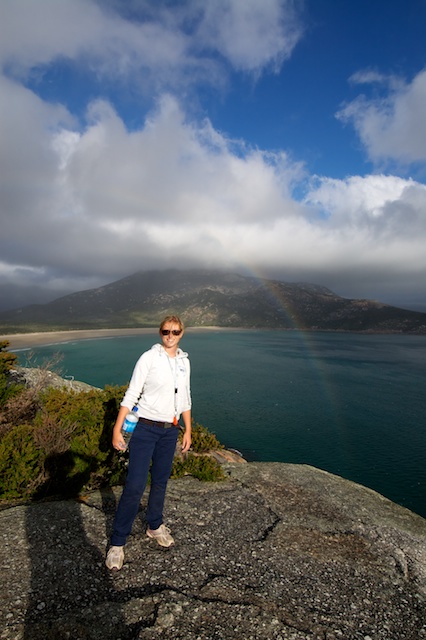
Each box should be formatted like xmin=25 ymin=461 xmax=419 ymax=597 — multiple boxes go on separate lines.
xmin=1 ymin=268 xmax=425 ymax=334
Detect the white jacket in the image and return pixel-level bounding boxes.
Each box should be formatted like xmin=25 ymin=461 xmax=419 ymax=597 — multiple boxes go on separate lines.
xmin=121 ymin=343 xmax=191 ymax=423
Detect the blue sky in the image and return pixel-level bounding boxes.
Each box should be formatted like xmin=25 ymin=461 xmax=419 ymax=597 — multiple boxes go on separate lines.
xmin=1 ymin=0 xmax=426 ymax=313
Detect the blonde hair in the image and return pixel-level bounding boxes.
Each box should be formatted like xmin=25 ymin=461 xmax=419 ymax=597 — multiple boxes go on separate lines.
xmin=159 ymin=315 xmax=184 ymax=332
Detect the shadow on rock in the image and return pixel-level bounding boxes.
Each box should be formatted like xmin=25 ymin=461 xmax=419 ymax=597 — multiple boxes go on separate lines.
xmin=23 ymin=459 xmax=155 ymax=639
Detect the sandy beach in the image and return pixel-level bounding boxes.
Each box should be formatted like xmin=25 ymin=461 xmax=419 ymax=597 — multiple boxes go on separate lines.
xmin=0 ymin=326 xmax=229 ymax=351
xmin=0 ymin=328 xmax=159 ymax=350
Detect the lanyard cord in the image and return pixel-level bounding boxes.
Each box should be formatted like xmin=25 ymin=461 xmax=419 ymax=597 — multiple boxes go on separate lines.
xmin=167 ymin=355 xmax=178 ymax=423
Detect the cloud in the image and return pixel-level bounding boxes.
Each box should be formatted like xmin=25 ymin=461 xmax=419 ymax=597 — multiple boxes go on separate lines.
xmin=0 ymin=1 xmax=425 ymax=313
xmin=0 ymin=0 xmax=301 ymax=92
xmin=0 ymin=0 xmax=185 ymax=71
xmin=337 ymin=68 xmax=426 ymax=167
xmin=0 ymin=0 xmax=209 ymax=102
xmin=306 ymin=174 xmax=426 ymax=237
xmin=193 ymin=0 xmax=302 ymax=72
xmin=1 ymin=79 xmax=425 ymax=312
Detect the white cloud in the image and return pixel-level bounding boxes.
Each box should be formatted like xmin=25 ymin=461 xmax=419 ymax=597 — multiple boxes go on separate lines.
xmin=194 ymin=0 xmax=302 ymax=72
xmin=0 ymin=1 xmax=425 ymax=313
xmin=337 ymin=68 xmax=426 ymax=166
xmin=53 ymin=94 xmax=304 ymax=228
xmin=303 ymin=176 xmax=426 ymax=281
xmin=1 ymin=78 xmax=425 ymax=311
xmin=0 ymin=0 xmax=209 ymax=99
xmin=0 ymin=0 xmax=301 ymax=92
xmin=306 ymin=174 xmax=426 ymax=237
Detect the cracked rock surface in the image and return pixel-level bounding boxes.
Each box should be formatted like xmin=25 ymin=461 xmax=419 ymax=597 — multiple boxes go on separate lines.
xmin=1 ymin=462 xmax=425 ymax=639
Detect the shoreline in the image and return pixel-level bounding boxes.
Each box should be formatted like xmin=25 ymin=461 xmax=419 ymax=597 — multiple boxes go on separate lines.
xmin=0 ymin=328 xmax=159 ymax=350
xmin=1 ymin=326 xmax=424 ymax=350
xmin=0 ymin=326 xmax=234 ymax=350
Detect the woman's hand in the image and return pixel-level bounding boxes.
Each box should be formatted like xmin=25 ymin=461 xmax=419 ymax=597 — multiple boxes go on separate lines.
xmin=112 ymin=405 xmax=131 ymax=451
xmin=181 ymin=410 xmax=192 ymax=452
xmin=181 ymin=431 xmax=192 ymax=452
xmin=112 ymin=431 xmax=127 ymax=451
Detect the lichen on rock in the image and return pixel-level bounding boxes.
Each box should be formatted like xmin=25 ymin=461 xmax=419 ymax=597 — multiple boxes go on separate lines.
xmin=1 ymin=462 xmax=425 ymax=639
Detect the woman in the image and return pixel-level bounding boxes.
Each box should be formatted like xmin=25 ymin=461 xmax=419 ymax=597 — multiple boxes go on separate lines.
xmin=106 ymin=315 xmax=192 ymax=571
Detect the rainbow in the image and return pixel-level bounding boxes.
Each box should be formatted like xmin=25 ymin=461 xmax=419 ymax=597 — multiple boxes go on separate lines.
xmin=239 ymin=266 xmax=348 ymax=448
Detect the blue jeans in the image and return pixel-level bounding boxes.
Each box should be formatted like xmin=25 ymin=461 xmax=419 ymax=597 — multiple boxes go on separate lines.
xmin=110 ymin=421 xmax=179 ymax=547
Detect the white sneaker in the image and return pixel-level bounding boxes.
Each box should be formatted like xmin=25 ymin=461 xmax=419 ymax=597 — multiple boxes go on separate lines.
xmin=105 ymin=545 xmax=124 ymax=570
xmin=146 ymin=524 xmax=174 ymax=547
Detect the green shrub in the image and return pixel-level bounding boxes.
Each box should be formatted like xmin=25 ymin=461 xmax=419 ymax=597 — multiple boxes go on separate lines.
xmin=0 ymin=341 xmax=22 ymax=407
xmin=34 ymin=385 xmax=129 ymax=497
xmin=0 ymin=341 xmax=18 ymax=372
xmin=188 ymin=422 xmax=224 ymax=453
xmin=0 ymin=384 xmax=129 ymax=500
xmin=172 ymin=452 xmax=225 ymax=481
xmin=0 ymin=347 xmax=227 ymax=501
xmin=0 ymin=424 xmax=44 ymax=499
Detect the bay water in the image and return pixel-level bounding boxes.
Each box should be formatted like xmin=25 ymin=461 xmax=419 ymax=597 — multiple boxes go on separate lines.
xmin=20 ymin=330 xmax=426 ymax=519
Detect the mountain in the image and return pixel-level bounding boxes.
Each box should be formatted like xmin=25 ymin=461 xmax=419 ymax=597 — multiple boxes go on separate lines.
xmin=0 ymin=269 xmax=425 ymax=334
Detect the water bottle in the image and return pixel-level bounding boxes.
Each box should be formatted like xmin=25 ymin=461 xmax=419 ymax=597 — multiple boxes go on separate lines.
xmin=121 ymin=409 xmax=138 ymax=449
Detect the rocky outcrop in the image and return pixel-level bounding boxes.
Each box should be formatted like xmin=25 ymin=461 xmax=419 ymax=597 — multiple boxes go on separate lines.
xmin=9 ymin=366 xmax=100 ymax=393
xmin=1 ymin=462 xmax=425 ymax=639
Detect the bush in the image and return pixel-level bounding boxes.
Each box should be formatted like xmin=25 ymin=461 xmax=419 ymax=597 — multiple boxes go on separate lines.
xmin=172 ymin=452 xmax=225 ymax=482
xmin=0 ymin=380 xmax=129 ymax=501
xmin=33 ymin=385 xmax=130 ymax=497
xmin=0 ymin=423 xmax=44 ymax=499
xmin=0 ymin=343 xmax=227 ymax=501
xmin=0 ymin=341 xmax=22 ymax=407
xmin=187 ymin=422 xmax=224 ymax=453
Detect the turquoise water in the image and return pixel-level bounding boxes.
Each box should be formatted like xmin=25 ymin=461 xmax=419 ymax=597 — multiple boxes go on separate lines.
xmin=19 ymin=330 xmax=426 ymax=519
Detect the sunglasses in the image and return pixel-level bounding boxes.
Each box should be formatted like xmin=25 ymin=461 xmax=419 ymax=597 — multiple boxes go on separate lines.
xmin=161 ymin=329 xmax=182 ymax=336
